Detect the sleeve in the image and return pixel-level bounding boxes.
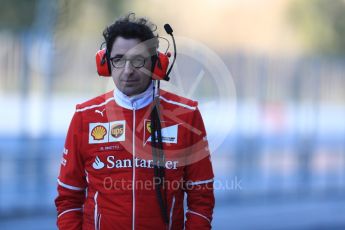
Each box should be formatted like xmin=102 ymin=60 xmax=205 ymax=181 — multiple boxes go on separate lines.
xmin=183 ymin=107 xmax=215 ymax=230
xmin=55 ymin=108 xmax=87 ymax=230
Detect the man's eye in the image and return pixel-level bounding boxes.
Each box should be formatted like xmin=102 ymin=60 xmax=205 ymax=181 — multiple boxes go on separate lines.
xmin=113 ymin=58 xmax=123 ymax=63
xmin=132 ymin=57 xmax=144 ymax=63
xmin=112 ymin=58 xmax=126 ymax=67
xmin=134 ymin=57 xmax=144 ymax=61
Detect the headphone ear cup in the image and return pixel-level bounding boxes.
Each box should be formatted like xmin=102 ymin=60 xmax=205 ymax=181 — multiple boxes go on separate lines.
xmin=96 ymin=48 xmax=111 ymax=77
xmin=152 ymin=52 xmax=169 ymax=80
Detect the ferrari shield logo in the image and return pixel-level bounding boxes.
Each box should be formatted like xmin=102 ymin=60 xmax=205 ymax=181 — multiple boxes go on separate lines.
xmin=143 ymin=119 xmax=178 ymax=145
xmin=146 ymin=121 xmax=151 ymax=134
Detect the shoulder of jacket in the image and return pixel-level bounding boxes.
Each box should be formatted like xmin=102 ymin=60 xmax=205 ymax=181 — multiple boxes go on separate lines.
xmin=159 ymin=90 xmax=198 ymax=110
xmin=75 ymin=90 xmax=114 ymax=112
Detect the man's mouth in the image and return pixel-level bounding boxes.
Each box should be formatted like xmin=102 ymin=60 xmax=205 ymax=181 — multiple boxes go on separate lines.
xmin=122 ymin=80 xmax=139 ymax=83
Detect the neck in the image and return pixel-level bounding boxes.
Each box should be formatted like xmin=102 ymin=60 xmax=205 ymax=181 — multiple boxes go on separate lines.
xmin=113 ymin=81 xmax=153 ymax=110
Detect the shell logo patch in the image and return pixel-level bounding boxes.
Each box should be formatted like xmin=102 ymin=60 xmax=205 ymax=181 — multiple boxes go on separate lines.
xmin=89 ymin=120 xmax=126 ymax=144
xmin=91 ymin=125 xmax=107 ymax=140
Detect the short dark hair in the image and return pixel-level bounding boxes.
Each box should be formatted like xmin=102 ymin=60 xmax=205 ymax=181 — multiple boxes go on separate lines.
xmin=103 ymin=13 xmax=159 ymax=57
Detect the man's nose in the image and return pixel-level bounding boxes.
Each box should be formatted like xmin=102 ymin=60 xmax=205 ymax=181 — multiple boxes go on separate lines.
xmin=123 ymin=60 xmax=134 ymax=74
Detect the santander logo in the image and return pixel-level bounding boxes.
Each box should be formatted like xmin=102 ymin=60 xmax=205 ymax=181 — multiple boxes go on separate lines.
xmin=92 ymin=156 xmax=105 ymax=170
xmin=91 ymin=155 xmax=179 ymax=170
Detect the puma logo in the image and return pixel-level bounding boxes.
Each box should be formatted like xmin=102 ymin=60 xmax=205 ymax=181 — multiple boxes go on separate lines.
xmin=95 ymin=109 xmax=105 ymax=117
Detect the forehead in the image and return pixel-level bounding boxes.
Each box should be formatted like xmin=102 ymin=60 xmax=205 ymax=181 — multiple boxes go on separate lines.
xmin=110 ymin=37 xmax=150 ymax=57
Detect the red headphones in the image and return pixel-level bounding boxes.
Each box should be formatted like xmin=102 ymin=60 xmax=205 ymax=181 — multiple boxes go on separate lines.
xmin=95 ymin=48 xmax=170 ymax=81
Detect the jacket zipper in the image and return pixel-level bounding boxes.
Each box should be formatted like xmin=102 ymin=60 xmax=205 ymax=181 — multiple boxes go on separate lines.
xmin=94 ymin=191 xmax=100 ymax=230
xmin=132 ymin=102 xmax=136 ymax=230
xmin=97 ymin=214 xmax=101 ymax=230
xmin=168 ymin=195 xmax=176 ymax=230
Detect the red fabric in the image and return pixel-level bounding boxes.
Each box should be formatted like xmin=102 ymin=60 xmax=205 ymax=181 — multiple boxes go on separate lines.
xmin=55 ymin=90 xmax=214 ymax=230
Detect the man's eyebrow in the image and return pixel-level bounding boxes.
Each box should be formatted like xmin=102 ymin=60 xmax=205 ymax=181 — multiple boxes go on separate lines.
xmin=111 ymin=54 xmax=146 ymax=59
xmin=111 ymin=54 xmax=124 ymax=59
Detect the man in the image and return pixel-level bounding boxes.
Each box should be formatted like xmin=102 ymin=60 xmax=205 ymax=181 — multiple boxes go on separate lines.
xmin=55 ymin=13 xmax=214 ymax=230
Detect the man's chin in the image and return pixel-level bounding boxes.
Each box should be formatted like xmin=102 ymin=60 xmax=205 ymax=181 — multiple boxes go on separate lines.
xmin=119 ymin=87 xmax=141 ymax=97
xmin=116 ymin=81 xmax=150 ymax=96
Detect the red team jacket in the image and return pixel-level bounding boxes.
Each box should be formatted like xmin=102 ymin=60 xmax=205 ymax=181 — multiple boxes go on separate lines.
xmin=55 ymin=84 xmax=215 ymax=230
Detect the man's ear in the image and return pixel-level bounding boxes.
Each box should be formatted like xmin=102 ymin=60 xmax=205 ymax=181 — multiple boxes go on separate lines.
xmin=151 ymin=54 xmax=158 ymax=73
xmin=151 ymin=52 xmax=170 ymax=81
xmin=96 ymin=48 xmax=112 ymax=77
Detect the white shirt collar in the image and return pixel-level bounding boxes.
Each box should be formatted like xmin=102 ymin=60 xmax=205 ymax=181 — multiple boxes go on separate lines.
xmin=113 ymin=81 xmax=153 ymax=110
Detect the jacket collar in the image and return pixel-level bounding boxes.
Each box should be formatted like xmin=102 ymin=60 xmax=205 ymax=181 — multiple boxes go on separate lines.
xmin=113 ymin=81 xmax=153 ymax=110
